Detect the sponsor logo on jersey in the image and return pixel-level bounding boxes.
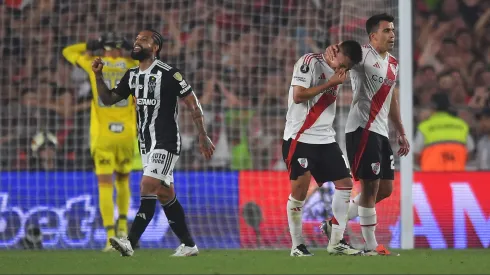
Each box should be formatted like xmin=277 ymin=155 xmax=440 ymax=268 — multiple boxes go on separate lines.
xmin=300 ymin=64 xmax=309 ymax=73
xmin=298 ymin=158 xmax=308 ymax=168
xmin=173 ymin=72 xmax=183 ymax=81
xmin=371 ymin=162 xmax=381 ymax=175
xmin=109 ymin=123 xmax=124 ymax=133
xmin=179 ymin=80 xmax=188 ymax=88
xmin=150 ymin=152 xmax=167 ymax=164
xmin=148 ymin=75 xmax=157 ymax=93
xmin=98 ymin=158 xmax=111 ymax=165
xmin=319 ymin=73 xmax=326 ymax=79
xmin=180 ymin=85 xmax=192 ymax=95
xmin=371 ymin=74 xmax=395 ymax=86
xmin=136 ymin=98 xmax=157 ymax=106
xmin=293 ymin=76 xmax=307 ymax=83
xmin=322 ymin=86 xmax=338 ymax=97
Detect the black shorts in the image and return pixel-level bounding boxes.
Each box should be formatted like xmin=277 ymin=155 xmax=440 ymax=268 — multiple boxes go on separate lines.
xmin=345 ymin=127 xmax=394 ymax=181
xmin=282 ymin=139 xmax=351 ymax=185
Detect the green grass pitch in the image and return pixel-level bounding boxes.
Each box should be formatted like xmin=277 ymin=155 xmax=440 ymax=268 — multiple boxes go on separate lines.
xmin=1 ymin=249 xmax=489 ymax=274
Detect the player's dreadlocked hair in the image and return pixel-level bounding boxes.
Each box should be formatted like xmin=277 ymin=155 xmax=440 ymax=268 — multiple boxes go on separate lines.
xmin=145 ymin=28 xmax=164 ymax=59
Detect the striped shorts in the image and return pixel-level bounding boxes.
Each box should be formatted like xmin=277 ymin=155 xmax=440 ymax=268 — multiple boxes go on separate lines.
xmin=141 ymin=149 xmax=179 ymax=186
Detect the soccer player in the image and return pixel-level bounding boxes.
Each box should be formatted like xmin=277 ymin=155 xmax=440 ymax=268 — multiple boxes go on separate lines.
xmin=92 ymin=29 xmax=215 ymax=257
xmin=321 ymin=13 xmax=410 ymax=256
xmin=62 ymin=32 xmax=137 ymax=252
xmin=283 ymin=41 xmax=363 ymax=256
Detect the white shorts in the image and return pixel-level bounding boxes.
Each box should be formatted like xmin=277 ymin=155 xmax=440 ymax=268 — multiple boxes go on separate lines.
xmin=141 ymin=149 xmax=179 ymax=186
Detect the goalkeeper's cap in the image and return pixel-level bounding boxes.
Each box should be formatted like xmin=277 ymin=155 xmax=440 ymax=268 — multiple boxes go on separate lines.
xmin=103 ymin=32 xmax=124 ymax=50
xmin=144 ymin=28 xmax=164 ymax=58
xmin=31 ymin=131 xmax=58 ymax=154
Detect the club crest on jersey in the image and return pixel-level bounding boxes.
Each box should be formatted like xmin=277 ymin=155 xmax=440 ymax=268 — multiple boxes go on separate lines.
xmin=371 ymin=162 xmax=381 ymax=175
xmin=322 ymin=86 xmax=338 ymax=97
xmin=298 ymin=158 xmax=308 ymax=168
xmin=173 ymin=72 xmax=183 ymax=81
xmin=148 ymin=75 xmax=158 ymax=93
xmin=300 ymin=64 xmax=309 ymax=73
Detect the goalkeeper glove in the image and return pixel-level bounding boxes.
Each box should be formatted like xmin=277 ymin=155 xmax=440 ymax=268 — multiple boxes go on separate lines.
xmin=121 ymin=38 xmax=133 ymax=51
xmin=86 ymin=37 xmax=104 ymax=51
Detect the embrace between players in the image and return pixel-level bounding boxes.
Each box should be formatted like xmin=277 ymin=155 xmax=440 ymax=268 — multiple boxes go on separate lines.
xmin=284 ymin=13 xmax=410 ymax=257
xmin=82 ymin=12 xmax=408 ymax=257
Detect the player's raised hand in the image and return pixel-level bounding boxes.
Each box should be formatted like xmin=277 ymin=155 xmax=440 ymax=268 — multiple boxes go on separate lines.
xmin=328 ymin=69 xmax=348 ymax=86
xmin=198 ymin=134 xmax=215 ymax=160
xmin=325 ymin=44 xmax=340 ymax=61
xmin=92 ymin=57 xmax=104 ymax=74
xmin=397 ymin=134 xmax=410 ymax=157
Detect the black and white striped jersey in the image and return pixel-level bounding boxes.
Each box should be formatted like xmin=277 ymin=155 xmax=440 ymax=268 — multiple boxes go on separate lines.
xmin=114 ymin=60 xmax=193 ymax=155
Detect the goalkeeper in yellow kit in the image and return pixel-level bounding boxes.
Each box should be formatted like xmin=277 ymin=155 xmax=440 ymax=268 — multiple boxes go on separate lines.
xmin=62 ymin=33 xmax=138 ymax=251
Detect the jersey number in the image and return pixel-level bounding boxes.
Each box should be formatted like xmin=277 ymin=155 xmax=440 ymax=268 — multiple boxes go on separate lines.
xmin=98 ymin=80 xmax=128 ymax=107
xmin=390 ymin=155 xmax=395 ymax=170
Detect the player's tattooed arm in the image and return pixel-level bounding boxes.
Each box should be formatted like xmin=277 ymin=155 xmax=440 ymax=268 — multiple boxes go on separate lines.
xmin=182 ymin=92 xmax=216 ymax=160
xmin=91 ymin=57 xmax=124 ymax=105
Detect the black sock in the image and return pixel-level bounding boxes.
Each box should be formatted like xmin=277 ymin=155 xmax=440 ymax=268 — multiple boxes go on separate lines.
xmin=162 ymin=196 xmax=195 ymax=247
xmin=128 ymin=195 xmax=156 ymax=247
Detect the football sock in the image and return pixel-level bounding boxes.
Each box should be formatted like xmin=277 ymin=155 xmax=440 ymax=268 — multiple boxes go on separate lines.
xmin=162 ymin=196 xmax=195 ymax=247
xmin=98 ymin=183 xmax=115 ymax=244
xmin=347 ymin=193 xmax=361 ymax=220
xmin=115 ymin=176 xmax=130 ymax=235
xmin=117 ymin=215 xmax=128 ymax=237
xmin=128 ymin=195 xmax=157 ymax=247
xmin=359 ymin=206 xmax=378 ymax=251
xmin=330 ymin=187 xmax=352 ymax=245
xmin=287 ymin=194 xmax=305 ymax=248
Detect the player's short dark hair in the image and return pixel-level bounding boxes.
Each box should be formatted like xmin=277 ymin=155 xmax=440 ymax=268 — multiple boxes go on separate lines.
xmin=339 ymin=40 xmax=363 ymax=66
xmin=366 ymin=13 xmax=395 ymax=35
xmin=144 ymin=28 xmax=164 ymax=59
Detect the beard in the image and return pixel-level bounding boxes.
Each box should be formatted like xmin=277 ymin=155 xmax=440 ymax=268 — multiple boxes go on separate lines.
xmin=131 ymin=47 xmax=152 ymax=61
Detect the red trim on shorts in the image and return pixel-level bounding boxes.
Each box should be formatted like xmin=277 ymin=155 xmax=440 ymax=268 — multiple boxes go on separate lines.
xmin=335 ymin=187 xmax=353 ymax=190
xmin=351 ymin=57 xmax=397 ymax=181
xmin=286 ymin=93 xmax=337 ymax=173
xmin=360 ymin=223 xmax=378 ymax=227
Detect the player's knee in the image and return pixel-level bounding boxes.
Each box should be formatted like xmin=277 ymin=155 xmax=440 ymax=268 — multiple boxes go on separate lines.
xmin=377 ymin=180 xmax=393 ymax=202
xmin=140 ymin=177 xmax=161 ymax=195
xmin=157 ymin=184 xmax=175 ymax=204
xmin=360 ymin=179 xmax=379 ymax=196
xmin=290 ymin=175 xmax=310 ymax=201
xmin=115 ymin=172 xmax=129 ymax=183
xmin=97 ymin=174 xmax=113 ymax=185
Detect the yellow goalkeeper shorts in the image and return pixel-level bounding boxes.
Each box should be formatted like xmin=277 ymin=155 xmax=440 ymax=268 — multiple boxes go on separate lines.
xmin=91 ymin=137 xmax=135 ymax=175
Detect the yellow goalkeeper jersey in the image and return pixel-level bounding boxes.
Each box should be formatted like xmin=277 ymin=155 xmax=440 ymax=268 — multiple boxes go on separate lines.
xmin=62 ymin=43 xmax=138 ymax=141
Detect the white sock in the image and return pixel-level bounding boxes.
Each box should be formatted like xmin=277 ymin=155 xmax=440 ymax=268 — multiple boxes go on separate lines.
xmin=287 ymin=194 xmax=305 ymax=248
xmin=330 ymin=187 xmax=352 ymax=245
xmin=347 ymin=193 xmax=361 ymax=220
xmin=358 ymin=206 xmax=378 ymax=251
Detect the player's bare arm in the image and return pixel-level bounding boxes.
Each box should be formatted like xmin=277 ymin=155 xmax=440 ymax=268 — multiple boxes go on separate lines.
xmin=293 ymin=69 xmax=347 ymax=104
xmin=91 ymin=57 xmax=124 ymax=105
xmin=389 ymin=88 xmax=410 ymax=156
xmin=182 ymin=92 xmax=216 ymax=160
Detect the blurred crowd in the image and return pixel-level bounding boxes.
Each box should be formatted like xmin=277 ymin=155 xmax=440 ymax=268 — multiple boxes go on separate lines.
xmin=0 ymin=0 xmax=488 ymax=171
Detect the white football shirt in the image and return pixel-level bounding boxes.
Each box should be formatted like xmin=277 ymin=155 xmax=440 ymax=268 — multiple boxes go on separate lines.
xmin=345 ymin=44 xmax=399 ymax=138
xmin=283 ymin=53 xmax=339 ymax=144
